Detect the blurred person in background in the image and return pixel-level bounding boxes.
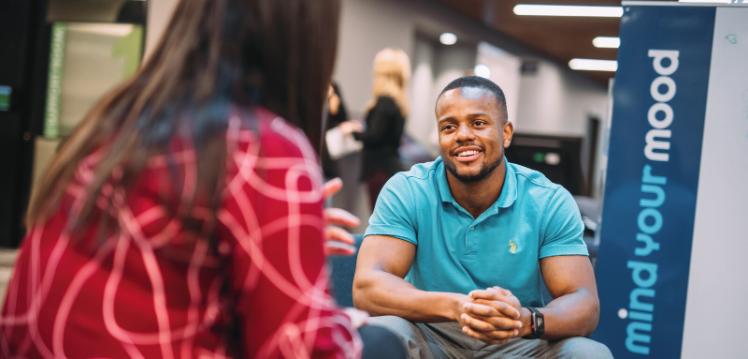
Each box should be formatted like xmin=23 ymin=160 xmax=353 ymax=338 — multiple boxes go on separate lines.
xmin=320 ymin=82 xmax=350 ymax=180
xmin=0 ymin=0 xmax=405 ymax=357
xmin=340 ymin=48 xmax=410 ymax=211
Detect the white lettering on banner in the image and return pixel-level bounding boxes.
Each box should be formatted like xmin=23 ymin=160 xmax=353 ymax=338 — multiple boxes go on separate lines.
xmin=651 ymin=76 xmax=677 ymax=102
xmin=644 ymin=50 xmax=680 ymax=162
xmin=648 ymin=49 xmax=680 ymax=76
xmin=625 ymin=50 xmax=679 ymax=355
xmin=645 ymin=130 xmax=671 ymax=161
xmin=648 ymin=103 xmax=674 ymax=129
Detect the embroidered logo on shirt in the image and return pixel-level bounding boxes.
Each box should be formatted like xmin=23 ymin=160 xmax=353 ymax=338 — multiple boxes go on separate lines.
xmin=508 ymin=239 xmax=518 ymax=254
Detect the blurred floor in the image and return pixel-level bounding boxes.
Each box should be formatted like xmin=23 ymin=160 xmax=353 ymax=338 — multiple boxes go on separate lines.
xmin=0 ymin=249 xmax=17 ymax=308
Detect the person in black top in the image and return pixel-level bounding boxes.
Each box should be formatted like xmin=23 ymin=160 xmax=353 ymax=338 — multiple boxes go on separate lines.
xmin=341 ymin=48 xmax=410 ymax=210
xmin=321 ymin=82 xmax=350 ymax=179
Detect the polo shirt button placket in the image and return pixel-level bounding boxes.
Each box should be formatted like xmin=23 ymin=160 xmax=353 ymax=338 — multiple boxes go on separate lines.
xmin=465 ymin=224 xmax=477 ymax=255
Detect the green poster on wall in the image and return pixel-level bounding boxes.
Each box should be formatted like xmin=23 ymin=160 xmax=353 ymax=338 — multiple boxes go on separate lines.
xmin=43 ymin=23 xmax=66 ymax=139
xmin=42 ymin=22 xmax=144 ymax=139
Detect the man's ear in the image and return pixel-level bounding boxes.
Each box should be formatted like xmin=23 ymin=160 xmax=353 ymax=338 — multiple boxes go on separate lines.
xmin=503 ymin=121 xmax=514 ymax=148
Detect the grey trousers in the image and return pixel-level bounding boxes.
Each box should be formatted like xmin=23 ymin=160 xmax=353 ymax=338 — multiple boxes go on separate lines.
xmin=367 ymin=316 xmax=613 ymax=359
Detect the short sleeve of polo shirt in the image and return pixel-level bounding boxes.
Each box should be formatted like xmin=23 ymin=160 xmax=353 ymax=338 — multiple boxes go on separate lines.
xmin=364 ymin=174 xmax=418 ymax=245
xmin=539 ymin=186 xmax=588 ymax=258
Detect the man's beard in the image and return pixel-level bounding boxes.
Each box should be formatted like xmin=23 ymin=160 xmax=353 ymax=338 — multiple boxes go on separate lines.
xmin=445 ymin=155 xmax=503 ymax=183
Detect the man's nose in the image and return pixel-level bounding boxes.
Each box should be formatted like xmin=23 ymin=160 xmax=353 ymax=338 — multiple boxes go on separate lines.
xmin=456 ymin=124 xmax=475 ymax=140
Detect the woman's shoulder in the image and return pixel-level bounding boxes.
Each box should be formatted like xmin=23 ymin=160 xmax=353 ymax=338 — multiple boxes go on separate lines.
xmin=230 ymin=106 xmax=316 ymax=160
xmin=375 ymin=95 xmax=397 ymax=107
xmin=225 ymin=106 xmax=322 ymax=185
xmin=371 ymin=95 xmax=402 ymax=116
xmin=221 ymin=107 xmax=323 ymax=220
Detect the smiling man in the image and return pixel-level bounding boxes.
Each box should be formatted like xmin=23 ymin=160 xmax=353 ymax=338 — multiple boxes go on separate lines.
xmin=353 ymin=76 xmax=612 ymax=358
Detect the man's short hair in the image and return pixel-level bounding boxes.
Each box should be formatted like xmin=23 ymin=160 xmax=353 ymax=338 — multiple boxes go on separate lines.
xmin=437 ymin=76 xmax=508 ymax=121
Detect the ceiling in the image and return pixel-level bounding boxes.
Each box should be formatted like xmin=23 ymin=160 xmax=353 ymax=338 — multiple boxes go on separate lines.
xmin=436 ymin=0 xmax=674 ymax=84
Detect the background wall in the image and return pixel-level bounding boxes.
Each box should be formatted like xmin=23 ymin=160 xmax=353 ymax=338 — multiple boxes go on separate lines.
xmin=516 ymin=58 xmax=609 ymax=136
xmin=409 ymin=34 xmax=437 ymax=151
xmin=477 ymin=42 xmax=521 ymax=128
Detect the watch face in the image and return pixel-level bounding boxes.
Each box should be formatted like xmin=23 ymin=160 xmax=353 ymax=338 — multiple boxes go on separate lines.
xmin=534 ymin=309 xmax=545 ymax=337
xmin=530 ymin=307 xmax=544 ymax=338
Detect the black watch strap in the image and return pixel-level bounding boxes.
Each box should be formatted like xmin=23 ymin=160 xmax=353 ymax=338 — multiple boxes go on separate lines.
xmin=527 ymin=307 xmax=545 ymax=339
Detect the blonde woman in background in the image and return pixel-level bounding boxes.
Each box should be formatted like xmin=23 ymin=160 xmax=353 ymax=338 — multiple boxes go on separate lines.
xmin=341 ymin=48 xmax=410 ymax=210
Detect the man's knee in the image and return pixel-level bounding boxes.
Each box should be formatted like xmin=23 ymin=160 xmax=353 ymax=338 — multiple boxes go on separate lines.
xmin=358 ymin=324 xmax=407 ymax=359
xmin=366 ymin=316 xmax=427 ymax=357
xmin=553 ymin=337 xmax=613 ymax=359
xmin=367 ymin=316 xmax=418 ymax=338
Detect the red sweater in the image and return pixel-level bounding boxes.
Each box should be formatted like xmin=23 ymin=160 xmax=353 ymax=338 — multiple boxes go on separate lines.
xmin=0 ymin=108 xmax=361 ymax=358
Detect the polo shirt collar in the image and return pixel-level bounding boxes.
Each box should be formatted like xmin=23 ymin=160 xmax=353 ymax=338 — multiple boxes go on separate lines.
xmin=437 ymin=158 xmax=458 ymax=206
xmin=436 ymin=157 xmax=518 ymax=212
xmin=496 ymin=159 xmax=518 ymax=209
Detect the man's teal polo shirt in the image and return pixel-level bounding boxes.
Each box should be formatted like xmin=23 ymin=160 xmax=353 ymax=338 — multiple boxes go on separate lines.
xmin=364 ymin=157 xmax=588 ymax=306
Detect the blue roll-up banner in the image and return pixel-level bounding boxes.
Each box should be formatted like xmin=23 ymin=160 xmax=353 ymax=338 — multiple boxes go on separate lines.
xmin=594 ymin=2 xmax=748 ymax=358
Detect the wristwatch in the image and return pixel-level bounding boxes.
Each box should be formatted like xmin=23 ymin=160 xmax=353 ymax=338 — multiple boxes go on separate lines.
xmin=527 ymin=307 xmax=545 ymax=339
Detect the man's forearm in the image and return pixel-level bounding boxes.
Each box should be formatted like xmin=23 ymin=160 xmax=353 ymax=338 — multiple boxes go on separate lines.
xmin=353 ymin=270 xmax=466 ymax=322
xmin=520 ymin=288 xmax=599 ymax=340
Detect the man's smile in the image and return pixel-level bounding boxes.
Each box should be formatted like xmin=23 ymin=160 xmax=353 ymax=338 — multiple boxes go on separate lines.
xmin=452 ymin=146 xmax=483 ymax=163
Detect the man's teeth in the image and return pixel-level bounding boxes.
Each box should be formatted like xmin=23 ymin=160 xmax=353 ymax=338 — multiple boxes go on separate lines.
xmin=457 ymin=150 xmax=478 ymax=157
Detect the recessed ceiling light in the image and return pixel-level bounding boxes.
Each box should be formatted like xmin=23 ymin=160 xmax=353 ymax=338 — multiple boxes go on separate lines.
xmin=592 ymin=36 xmax=620 ymax=49
xmin=513 ymin=4 xmax=623 ymax=18
xmin=568 ymin=58 xmax=618 ymax=72
xmin=440 ymin=32 xmax=457 ymax=46
xmin=474 ymin=64 xmax=491 ymax=79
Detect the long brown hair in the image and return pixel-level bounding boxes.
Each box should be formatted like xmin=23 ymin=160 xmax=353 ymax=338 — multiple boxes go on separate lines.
xmin=26 ymin=0 xmax=341 ymax=234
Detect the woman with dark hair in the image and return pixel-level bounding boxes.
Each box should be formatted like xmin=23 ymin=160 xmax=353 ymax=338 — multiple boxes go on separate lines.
xmin=321 ymin=82 xmax=350 ymax=180
xmin=0 ymin=0 xmax=369 ymax=357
